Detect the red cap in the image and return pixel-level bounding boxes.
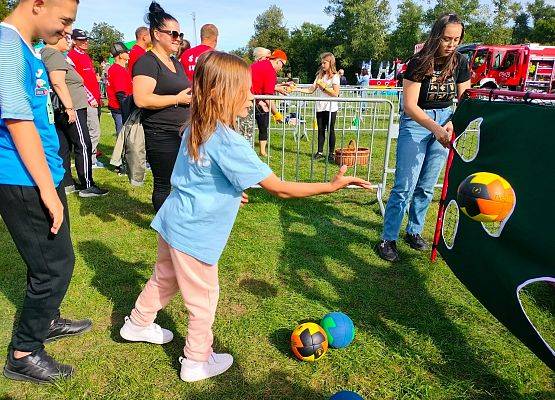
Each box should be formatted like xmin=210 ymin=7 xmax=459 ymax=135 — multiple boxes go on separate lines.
xmin=270 ymin=49 xmax=288 ymax=64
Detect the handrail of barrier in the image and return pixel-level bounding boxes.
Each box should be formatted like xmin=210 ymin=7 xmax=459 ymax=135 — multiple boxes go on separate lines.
xmin=253 ymin=95 xmax=396 ymax=104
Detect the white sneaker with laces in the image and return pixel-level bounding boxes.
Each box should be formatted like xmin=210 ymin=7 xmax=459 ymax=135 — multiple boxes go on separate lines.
xmin=179 ymin=352 xmax=233 ymax=382
xmin=119 ymin=316 xmax=173 ymax=344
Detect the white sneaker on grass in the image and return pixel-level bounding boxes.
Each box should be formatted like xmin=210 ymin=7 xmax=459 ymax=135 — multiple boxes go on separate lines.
xmin=179 ymin=353 xmax=233 ymax=382
xmin=119 ymin=316 xmax=173 ymax=344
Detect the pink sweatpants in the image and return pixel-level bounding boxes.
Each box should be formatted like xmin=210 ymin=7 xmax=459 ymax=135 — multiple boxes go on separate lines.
xmin=130 ymin=235 xmax=219 ymax=362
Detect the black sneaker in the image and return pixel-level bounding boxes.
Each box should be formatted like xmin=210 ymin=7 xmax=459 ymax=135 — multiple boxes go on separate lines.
xmin=313 ymin=152 xmax=324 ymax=160
xmin=404 ymin=233 xmax=429 ymax=251
xmin=327 ymin=154 xmax=336 ymax=164
xmin=45 ymin=317 xmax=92 ymax=343
xmin=375 ymin=240 xmax=399 ymax=262
xmin=78 ymin=185 xmax=109 ymax=198
xmin=3 ymin=348 xmax=73 ymax=384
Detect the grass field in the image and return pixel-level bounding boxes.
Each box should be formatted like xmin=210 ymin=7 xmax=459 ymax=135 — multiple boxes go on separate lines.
xmin=0 ymin=109 xmax=553 ymax=399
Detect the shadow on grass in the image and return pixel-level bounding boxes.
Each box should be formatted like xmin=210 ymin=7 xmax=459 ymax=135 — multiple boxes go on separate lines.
xmin=75 ymin=185 xmax=153 ymax=229
xmin=78 ymin=240 xmax=184 ymax=372
xmin=266 ymin=191 xmax=527 ymax=399
xmin=239 ymin=279 xmax=278 ymax=298
xmin=187 ymin=364 xmax=326 ymax=400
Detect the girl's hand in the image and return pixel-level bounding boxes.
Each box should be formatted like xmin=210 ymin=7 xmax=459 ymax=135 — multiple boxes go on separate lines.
xmin=331 ymin=165 xmax=373 ymax=191
xmin=240 ymin=192 xmax=249 ymax=207
xmin=444 ymin=121 xmax=454 ymax=136
xmin=433 ymin=125 xmax=453 ymax=148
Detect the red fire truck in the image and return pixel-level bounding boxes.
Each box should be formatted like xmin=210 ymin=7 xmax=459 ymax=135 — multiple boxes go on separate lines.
xmin=458 ymin=43 xmax=555 ymax=93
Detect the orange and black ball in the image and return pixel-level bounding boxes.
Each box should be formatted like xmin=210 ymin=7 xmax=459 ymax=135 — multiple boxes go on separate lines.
xmin=457 ymin=172 xmax=516 ymax=222
xmin=290 ymin=322 xmax=328 ymax=362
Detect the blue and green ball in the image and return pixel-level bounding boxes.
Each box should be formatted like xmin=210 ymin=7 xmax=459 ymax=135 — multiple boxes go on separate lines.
xmin=321 ymin=312 xmax=355 ymax=349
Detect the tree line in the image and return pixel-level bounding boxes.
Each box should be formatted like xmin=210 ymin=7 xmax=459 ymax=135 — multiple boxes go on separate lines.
xmin=232 ymin=0 xmax=555 ymax=83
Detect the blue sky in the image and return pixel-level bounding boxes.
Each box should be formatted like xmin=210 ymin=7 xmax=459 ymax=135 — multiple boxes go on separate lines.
xmin=74 ymin=0 xmax=339 ymax=51
xmin=73 ymin=1 xmax=526 ymax=51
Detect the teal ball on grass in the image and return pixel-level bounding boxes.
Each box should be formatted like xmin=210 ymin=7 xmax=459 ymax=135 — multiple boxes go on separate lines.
xmin=321 ymin=312 xmax=355 ymax=349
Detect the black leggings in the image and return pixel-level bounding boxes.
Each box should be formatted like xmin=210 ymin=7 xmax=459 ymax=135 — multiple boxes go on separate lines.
xmin=255 ymin=105 xmax=270 ymax=141
xmin=316 ymin=111 xmax=337 ymax=154
xmin=144 ymin=127 xmax=181 ymax=212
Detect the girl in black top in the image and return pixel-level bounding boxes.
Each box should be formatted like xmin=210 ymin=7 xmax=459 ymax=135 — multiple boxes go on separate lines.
xmin=376 ymin=13 xmax=471 ymax=262
xmin=133 ymin=1 xmax=191 ymax=211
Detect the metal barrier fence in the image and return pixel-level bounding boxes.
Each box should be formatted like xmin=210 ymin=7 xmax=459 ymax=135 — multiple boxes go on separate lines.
xmin=247 ymin=95 xmax=397 ymax=215
xmin=240 ymin=86 xmax=460 ymax=218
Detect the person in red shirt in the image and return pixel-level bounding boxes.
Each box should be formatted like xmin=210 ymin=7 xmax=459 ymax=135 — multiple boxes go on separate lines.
xmin=250 ymin=49 xmax=289 ymax=156
xmin=179 ymin=23 xmax=218 ymax=81
xmin=106 ymin=42 xmax=132 ymax=135
xmin=68 ymin=29 xmax=103 ymax=167
xmin=128 ymin=26 xmax=151 ymax=76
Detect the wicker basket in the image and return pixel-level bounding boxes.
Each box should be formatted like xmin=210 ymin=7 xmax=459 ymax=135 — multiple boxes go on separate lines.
xmin=334 ymin=140 xmax=370 ymax=166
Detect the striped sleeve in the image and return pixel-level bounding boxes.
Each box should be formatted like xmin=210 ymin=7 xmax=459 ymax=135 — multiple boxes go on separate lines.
xmin=0 ymin=29 xmax=33 ymax=121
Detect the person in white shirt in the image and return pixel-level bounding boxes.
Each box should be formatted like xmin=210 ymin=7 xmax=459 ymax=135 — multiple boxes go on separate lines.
xmin=296 ymin=52 xmax=340 ymax=162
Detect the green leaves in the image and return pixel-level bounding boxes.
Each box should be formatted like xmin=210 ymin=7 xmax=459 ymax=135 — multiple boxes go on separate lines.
xmin=248 ymin=5 xmax=290 ymax=57
xmin=88 ymin=22 xmax=125 ymax=65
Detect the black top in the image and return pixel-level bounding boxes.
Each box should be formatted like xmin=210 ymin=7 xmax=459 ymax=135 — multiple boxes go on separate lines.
xmin=133 ymin=51 xmax=190 ymax=131
xmin=404 ymin=52 xmax=470 ymax=110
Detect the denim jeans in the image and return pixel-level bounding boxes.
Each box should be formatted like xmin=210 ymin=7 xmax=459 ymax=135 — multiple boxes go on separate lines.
xmin=111 ymin=110 xmax=123 ymax=136
xmin=382 ymin=107 xmax=452 ymax=241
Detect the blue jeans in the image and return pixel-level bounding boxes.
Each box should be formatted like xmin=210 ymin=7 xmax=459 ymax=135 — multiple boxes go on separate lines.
xmin=382 ymin=107 xmax=452 ymax=241
xmin=111 ymin=110 xmax=123 ymax=136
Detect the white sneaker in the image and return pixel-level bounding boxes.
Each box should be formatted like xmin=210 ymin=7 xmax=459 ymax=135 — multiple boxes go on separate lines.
xmin=119 ymin=316 xmax=174 ymax=344
xmin=93 ymin=161 xmax=105 ymax=169
xmin=179 ymin=352 xmax=233 ymax=382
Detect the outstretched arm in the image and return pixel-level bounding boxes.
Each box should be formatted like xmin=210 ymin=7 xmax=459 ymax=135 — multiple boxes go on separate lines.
xmin=259 ymin=165 xmax=372 ymax=199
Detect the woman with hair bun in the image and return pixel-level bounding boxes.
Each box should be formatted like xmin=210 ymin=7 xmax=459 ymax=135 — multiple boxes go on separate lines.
xmin=132 ymin=1 xmax=191 ymax=211
xmin=376 ymin=13 xmax=471 ymax=262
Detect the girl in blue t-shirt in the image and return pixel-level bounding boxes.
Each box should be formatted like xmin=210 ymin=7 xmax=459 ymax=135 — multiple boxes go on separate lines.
xmin=119 ymin=50 xmax=372 ymax=382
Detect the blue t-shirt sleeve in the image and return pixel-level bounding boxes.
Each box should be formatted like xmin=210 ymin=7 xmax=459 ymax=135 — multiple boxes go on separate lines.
xmin=215 ymin=131 xmax=273 ymax=192
xmin=0 ymin=29 xmax=33 ymax=121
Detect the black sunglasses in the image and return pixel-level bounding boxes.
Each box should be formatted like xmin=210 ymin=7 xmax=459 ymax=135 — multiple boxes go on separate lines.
xmin=157 ymin=29 xmax=184 ymax=41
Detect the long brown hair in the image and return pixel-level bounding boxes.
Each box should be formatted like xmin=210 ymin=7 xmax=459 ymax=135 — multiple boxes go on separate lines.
xmin=317 ymin=52 xmax=337 ymax=79
xmin=188 ymin=51 xmax=251 ymax=161
xmin=409 ymin=13 xmax=465 ymax=82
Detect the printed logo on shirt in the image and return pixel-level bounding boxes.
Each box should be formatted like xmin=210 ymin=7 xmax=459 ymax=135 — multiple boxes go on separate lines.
xmin=35 ymin=77 xmax=49 ymax=96
xmin=426 ymin=72 xmax=456 ymax=102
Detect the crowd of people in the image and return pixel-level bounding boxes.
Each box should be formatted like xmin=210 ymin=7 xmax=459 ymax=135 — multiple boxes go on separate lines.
xmin=0 ymin=0 xmax=470 ymax=386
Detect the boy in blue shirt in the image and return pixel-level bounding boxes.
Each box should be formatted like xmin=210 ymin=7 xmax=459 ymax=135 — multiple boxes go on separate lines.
xmin=0 ymin=0 xmax=91 ymax=384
